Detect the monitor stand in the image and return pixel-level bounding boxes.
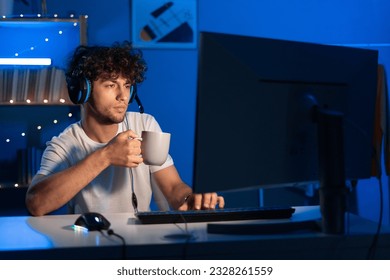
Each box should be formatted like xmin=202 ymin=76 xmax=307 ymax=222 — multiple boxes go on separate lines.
xmin=316 ymin=107 xmax=347 ymax=234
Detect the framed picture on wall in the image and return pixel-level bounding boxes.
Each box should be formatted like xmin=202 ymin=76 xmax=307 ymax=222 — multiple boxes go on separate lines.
xmin=131 ymin=0 xmax=197 ymax=49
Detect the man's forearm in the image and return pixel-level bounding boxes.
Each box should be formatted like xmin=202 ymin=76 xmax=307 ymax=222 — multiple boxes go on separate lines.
xmin=26 ymin=147 xmax=111 ymax=216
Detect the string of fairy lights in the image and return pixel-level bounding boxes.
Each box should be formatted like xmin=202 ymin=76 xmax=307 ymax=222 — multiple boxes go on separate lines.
xmin=3 ymin=111 xmax=75 ymax=144
xmin=1 ymin=13 xmax=86 ymax=104
xmin=13 ymin=14 xmax=70 ymax=58
xmin=1 ymin=13 xmax=87 ymax=60
xmin=0 ymin=109 xmax=77 ymax=188
xmin=1 ymin=13 xmax=81 ymax=142
xmin=0 ymin=14 xmax=86 ymax=188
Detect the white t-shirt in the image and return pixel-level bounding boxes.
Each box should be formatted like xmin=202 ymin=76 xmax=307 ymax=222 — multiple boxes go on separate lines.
xmin=37 ymin=112 xmax=173 ymax=214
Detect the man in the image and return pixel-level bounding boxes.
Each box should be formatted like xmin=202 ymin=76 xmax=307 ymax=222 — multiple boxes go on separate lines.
xmin=25 ymin=41 xmax=224 ymax=216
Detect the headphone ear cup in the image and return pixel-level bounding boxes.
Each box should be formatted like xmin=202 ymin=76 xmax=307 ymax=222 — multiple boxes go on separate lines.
xmin=66 ymin=75 xmax=92 ymax=104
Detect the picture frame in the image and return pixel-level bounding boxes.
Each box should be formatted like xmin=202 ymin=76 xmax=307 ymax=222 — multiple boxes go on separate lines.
xmin=131 ymin=0 xmax=197 ymax=49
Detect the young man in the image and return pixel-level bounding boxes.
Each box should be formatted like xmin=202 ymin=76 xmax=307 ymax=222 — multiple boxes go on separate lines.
xmin=25 ymin=41 xmax=224 ymax=216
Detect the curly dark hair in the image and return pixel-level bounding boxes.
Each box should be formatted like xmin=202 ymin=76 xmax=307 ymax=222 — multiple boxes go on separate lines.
xmin=66 ymin=41 xmax=147 ymax=85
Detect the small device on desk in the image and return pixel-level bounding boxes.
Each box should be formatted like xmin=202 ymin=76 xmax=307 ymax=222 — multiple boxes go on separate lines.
xmin=135 ymin=206 xmax=295 ymax=224
xmin=74 ymin=212 xmax=111 ymax=231
xmin=73 ymin=212 xmax=127 ymax=258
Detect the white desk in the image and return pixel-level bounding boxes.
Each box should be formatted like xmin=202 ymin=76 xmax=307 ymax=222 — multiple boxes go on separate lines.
xmin=0 ymin=206 xmax=389 ymax=259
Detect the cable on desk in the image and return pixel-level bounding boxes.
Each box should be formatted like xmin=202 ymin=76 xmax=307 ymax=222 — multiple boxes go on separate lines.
xmin=107 ymin=229 xmax=127 ymax=259
xmin=161 ymin=214 xmax=196 ymax=259
xmin=366 ymin=176 xmax=383 ymax=259
xmin=366 ymin=146 xmax=384 ymax=260
xmin=345 ymin=117 xmax=384 ymax=259
xmin=174 ymin=223 xmax=193 ymax=260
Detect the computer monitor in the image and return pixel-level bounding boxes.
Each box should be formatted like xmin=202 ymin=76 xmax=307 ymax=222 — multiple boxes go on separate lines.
xmin=193 ymin=32 xmax=378 ymax=233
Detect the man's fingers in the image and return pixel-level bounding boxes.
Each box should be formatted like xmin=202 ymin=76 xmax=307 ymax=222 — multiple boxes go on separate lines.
xmin=217 ymin=196 xmax=225 ymax=209
xmin=123 ymin=129 xmax=140 ymax=140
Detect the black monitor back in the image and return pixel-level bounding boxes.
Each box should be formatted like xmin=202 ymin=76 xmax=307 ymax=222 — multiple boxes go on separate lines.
xmin=193 ymin=32 xmax=378 ymax=193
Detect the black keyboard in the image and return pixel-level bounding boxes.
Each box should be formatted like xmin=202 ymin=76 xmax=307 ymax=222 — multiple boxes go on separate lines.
xmin=135 ymin=206 xmax=295 ymax=224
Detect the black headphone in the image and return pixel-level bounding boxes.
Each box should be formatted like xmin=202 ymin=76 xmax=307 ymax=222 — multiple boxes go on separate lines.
xmin=66 ymin=64 xmax=144 ymax=113
xmin=65 ymin=48 xmax=92 ymax=105
xmin=66 ymin=73 xmax=92 ymax=104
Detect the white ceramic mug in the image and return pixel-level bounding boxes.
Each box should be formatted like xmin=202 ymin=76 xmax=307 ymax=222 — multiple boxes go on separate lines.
xmin=141 ymin=131 xmax=171 ymax=166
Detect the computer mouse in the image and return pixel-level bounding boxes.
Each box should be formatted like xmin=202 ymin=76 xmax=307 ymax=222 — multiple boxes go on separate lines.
xmin=74 ymin=212 xmax=111 ymax=231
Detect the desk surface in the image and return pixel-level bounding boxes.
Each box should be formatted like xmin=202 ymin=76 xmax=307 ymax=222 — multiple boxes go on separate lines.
xmin=0 ymin=206 xmax=389 ymax=259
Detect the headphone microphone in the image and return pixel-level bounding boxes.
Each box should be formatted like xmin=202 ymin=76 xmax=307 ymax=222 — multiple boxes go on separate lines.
xmin=134 ymin=94 xmax=144 ymax=114
xmin=128 ymin=83 xmax=144 ymax=114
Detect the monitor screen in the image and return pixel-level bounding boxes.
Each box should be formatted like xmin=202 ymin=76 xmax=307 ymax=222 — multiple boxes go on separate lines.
xmin=193 ymin=32 xmax=378 ymax=195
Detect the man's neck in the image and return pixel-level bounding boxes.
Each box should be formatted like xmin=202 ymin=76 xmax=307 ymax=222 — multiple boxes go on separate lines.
xmin=81 ymin=116 xmax=119 ymax=143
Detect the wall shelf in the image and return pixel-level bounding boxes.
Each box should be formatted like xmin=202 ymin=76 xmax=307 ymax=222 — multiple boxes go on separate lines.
xmin=0 ymin=15 xmax=86 ymax=188
xmin=0 ymin=15 xmax=87 ymax=105
xmin=0 ymin=67 xmax=71 ymax=105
